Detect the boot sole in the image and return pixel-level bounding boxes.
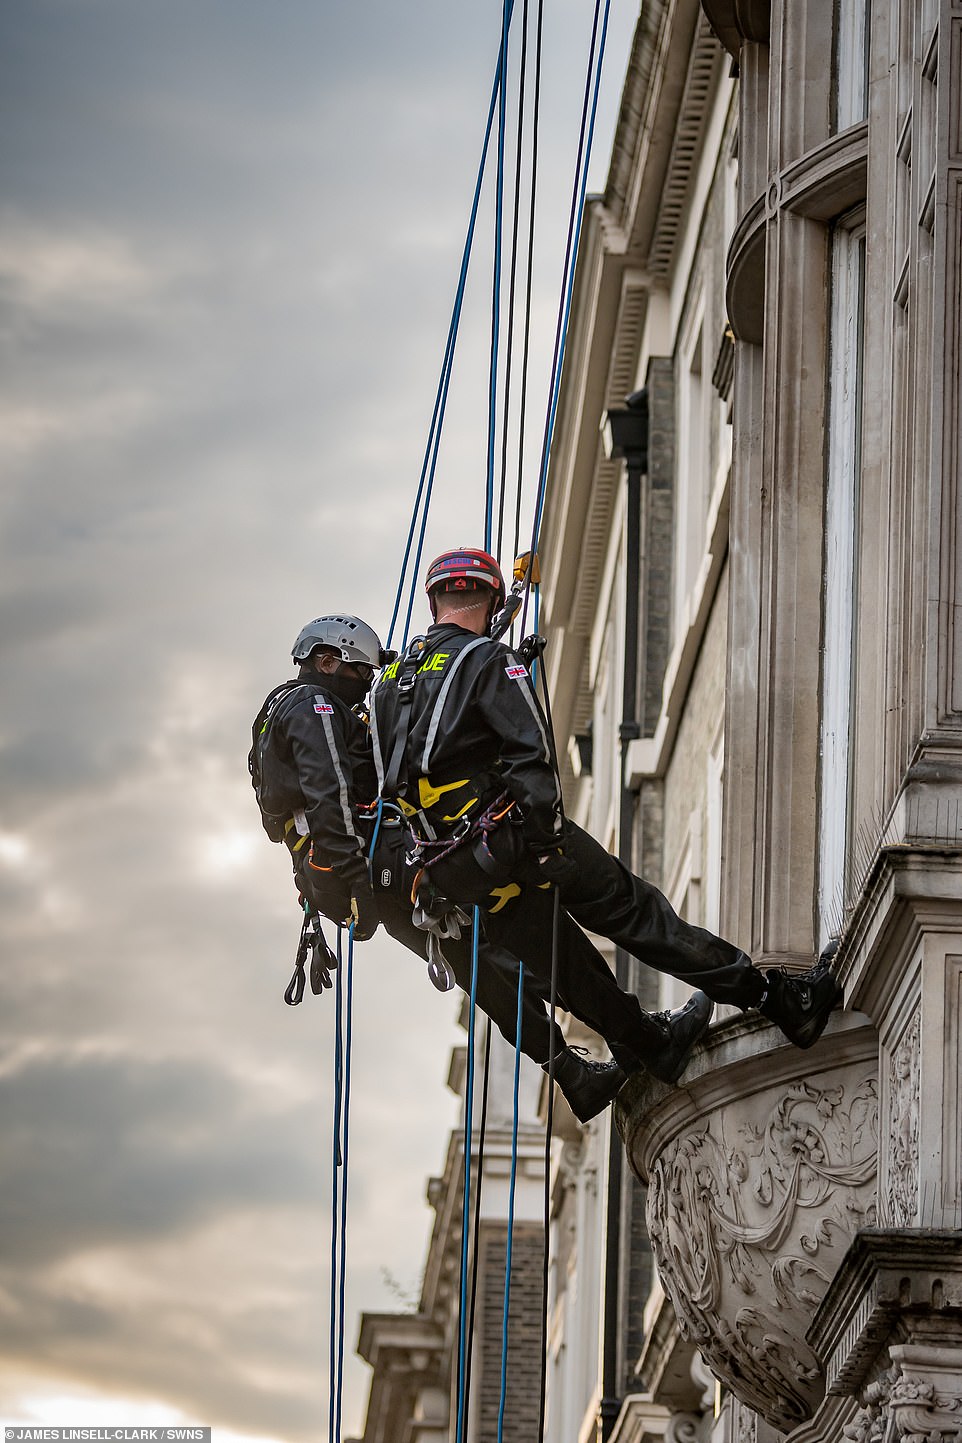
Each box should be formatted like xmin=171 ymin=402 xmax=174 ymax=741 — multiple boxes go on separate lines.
xmin=563 ymin=1073 xmax=628 ymax=1123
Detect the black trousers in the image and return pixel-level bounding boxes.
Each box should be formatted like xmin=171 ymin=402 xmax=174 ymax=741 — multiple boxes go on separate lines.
xmin=378 ymin=893 xmax=561 ymax=1064
xmin=299 ymin=844 xmax=560 ymax=1065
xmin=374 ymin=828 xmax=663 ymax=1073
xmin=374 ymin=817 xmax=765 ymax=1073
xmin=561 ymin=824 xmax=762 ymax=1007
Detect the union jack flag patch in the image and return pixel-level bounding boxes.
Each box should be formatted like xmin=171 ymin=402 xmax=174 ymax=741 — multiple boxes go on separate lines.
xmin=314 ymin=702 xmax=335 ymax=714
xmin=504 ymin=664 xmax=527 ymax=679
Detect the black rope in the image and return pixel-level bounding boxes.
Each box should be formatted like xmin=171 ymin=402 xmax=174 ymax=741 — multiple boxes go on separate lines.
xmin=495 ymin=0 xmax=531 ymax=560
xmin=538 ymin=885 xmax=561 ymax=1443
xmin=513 ymin=0 xmax=545 ymax=572
xmin=521 ymin=0 xmax=606 ymax=638
xmin=462 ymin=1022 xmax=493 ymax=1427
xmin=532 ymin=633 xmax=567 ymax=1441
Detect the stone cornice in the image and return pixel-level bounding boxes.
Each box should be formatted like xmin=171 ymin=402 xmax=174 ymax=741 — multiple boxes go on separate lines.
xmin=355 ymin=1310 xmax=445 ymax=1369
xmin=835 ymin=850 xmax=962 ymax=1023
xmin=806 ymin=1229 xmax=962 ymax=1395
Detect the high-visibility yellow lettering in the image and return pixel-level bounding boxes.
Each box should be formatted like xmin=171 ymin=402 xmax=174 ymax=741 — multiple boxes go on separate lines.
xmin=417 ymin=651 xmax=449 ymax=674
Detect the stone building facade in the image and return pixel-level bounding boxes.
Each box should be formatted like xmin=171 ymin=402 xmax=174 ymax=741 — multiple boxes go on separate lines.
xmin=354 ymin=0 xmax=962 ymax=1437
xmin=536 ymin=0 xmax=962 ymax=1439
xmin=350 ymin=1019 xmax=551 ymax=1443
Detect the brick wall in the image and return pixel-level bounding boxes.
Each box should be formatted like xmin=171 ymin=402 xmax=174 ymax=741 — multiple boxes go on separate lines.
xmin=474 ymin=1222 xmax=545 ymax=1442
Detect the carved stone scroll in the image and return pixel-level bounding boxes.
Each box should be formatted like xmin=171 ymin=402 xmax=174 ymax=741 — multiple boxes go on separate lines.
xmin=885 ymin=1012 xmax=921 ymax=1228
xmin=638 ymin=1042 xmax=878 ymax=1432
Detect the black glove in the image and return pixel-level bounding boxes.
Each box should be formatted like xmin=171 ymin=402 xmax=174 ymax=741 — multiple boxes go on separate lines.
xmin=348 ymin=880 xmax=381 ymax=941
xmin=529 ymin=843 xmax=577 ymax=890
xmin=299 ymin=852 xmax=352 ymax=926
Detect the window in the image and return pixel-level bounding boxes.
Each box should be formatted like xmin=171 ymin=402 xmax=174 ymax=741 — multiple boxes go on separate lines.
xmin=704 ymin=722 xmax=724 ymax=936
xmin=835 ymin=0 xmax=869 ymax=130
xmin=674 ymin=307 xmax=709 ymax=633
xmin=818 ymin=219 xmax=865 ymax=945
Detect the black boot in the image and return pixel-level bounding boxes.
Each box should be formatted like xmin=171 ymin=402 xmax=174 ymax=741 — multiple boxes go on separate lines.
xmin=544 ymin=1047 xmax=627 ymax=1123
xmin=759 ymin=952 xmax=840 ymax=1049
xmin=640 ymin=991 xmax=714 ymax=1084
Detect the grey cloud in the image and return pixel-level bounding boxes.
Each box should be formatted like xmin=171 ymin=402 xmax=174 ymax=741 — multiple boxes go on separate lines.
xmin=0 ymin=0 xmax=639 ymax=1432
xmin=0 ymin=1050 xmax=323 ymax=1262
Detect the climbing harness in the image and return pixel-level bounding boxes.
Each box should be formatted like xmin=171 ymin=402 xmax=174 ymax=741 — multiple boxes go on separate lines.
xmin=406 ymin=791 xmax=517 ymax=892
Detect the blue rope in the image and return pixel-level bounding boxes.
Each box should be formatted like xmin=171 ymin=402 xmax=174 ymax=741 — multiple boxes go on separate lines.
xmin=485 ymin=0 xmax=513 ymax=550
xmin=334 ymin=925 xmax=355 ymax=1443
xmin=388 ymin=3 xmax=518 ymax=651
xmin=455 ymin=909 xmax=482 ymax=1443
xmin=496 ymin=961 xmax=526 ymax=1442
xmin=522 ymin=0 xmax=612 ymax=641
xmin=328 ymin=926 xmax=345 ymax=1443
xmin=367 ymin=796 xmax=385 ymax=862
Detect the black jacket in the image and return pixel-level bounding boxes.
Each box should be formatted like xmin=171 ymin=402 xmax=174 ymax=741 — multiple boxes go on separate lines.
xmin=370 ymin=623 xmax=562 ymax=849
xmin=254 ymin=675 xmax=376 ymax=887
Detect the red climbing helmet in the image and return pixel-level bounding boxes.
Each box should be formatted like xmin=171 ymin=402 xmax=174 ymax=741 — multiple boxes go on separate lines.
xmin=424 ymin=547 xmax=506 ymax=618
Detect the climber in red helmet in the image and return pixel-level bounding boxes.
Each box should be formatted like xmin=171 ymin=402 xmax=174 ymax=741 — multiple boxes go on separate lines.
xmin=250 ymin=609 xmax=630 ymax=1122
xmin=370 ymin=547 xmax=840 ymax=1094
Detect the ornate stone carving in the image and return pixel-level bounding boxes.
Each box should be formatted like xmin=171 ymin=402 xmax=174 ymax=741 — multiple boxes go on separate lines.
xmin=842 ymin=1370 xmax=898 ymax=1442
xmin=885 ymin=1012 xmax=921 ymax=1228
xmin=840 ymin=1355 xmax=962 ymax=1443
xmin=664 ymin=1413 xmax=707 ymax=1443
xmin=645 ymin=1071 xmax=878 ymax=1432
xmin=888 ymin=1344 xmax=962 ymax=1441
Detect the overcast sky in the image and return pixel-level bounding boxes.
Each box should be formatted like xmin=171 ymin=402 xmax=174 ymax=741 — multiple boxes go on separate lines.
xmin=0 ymin=2 xmax=636 ymax=1437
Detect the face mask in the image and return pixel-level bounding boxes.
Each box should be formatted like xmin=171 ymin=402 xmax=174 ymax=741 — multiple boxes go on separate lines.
xmin=322 ymin=664 xmax=369 ymax=709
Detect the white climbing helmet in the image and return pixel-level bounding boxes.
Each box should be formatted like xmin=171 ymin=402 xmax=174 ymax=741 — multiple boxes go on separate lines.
xmin=291 ymin=615 xmax=395 ymax=668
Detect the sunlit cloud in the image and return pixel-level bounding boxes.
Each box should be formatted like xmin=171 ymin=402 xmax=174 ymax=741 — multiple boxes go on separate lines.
xmin=0 ymin=217 xmax=173 ymax=308
xmin=3 ymin=1381 xmax=290 ymax=1443
xmin=0 ymin=830 xmax=30 ymax=866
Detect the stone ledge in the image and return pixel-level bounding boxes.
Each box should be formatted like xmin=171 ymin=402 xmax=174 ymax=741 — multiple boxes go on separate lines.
xmin=616 ymin=1008 xmax=876 ymax=1169
xmin=806 ymin=1229 xmax=962 ymax=1395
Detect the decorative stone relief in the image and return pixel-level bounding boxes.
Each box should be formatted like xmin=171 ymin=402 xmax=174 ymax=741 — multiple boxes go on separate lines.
xmin=664 ymin=1413 xmax=708 ymax=1443
xmin=645 ymin=1072 xmax=878 ymax=1432
xmin=841 ymin=1356 xmax=962 ymax=1443
xmin=842 ymin=1370 xmax=898 ymax=1442
xmin=885 ymin=1012 xmax=921 ymax=1228
xmin=888 ymin=1345 xmax=962 ymax=1441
